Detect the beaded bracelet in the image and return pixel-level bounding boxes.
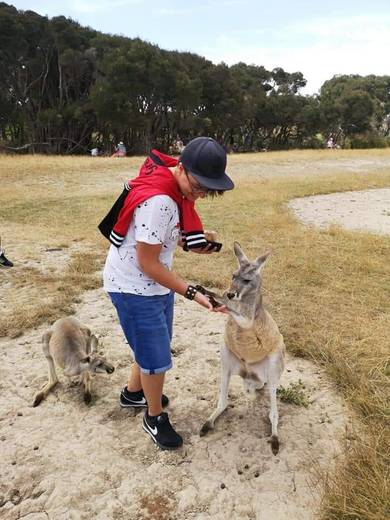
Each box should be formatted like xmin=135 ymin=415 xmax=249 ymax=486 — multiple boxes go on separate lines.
xmin=184 ymin=285 xmax=197 ymax=300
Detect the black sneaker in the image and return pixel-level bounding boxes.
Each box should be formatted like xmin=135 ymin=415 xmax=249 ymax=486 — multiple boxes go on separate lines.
xmin=0 ymin=252 xmax=13 ymax=268
xmin=120 ymin=387 xmax=169 ymax=409
xmin=142 ymin=412 xmax=183 ymax=450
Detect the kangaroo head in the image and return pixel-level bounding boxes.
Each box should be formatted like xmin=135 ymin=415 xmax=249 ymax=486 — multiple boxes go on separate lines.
xmin=80 ymin=332 xmax=114 ymax=373
xmin=79 ymin=354 xmax=115 ymax=374
xmin=221 ymin=242 xmax=270 ymax=327
xmin=225 ymin=242 xmax=269 ymax=300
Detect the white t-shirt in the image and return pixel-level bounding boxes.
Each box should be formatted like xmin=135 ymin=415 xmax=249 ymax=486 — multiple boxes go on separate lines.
xmin=103 ymin=195 xmax=180 ymax=295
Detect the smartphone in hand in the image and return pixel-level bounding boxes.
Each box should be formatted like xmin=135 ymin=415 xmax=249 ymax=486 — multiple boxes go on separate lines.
xmin=206 ymin=240 xmax=223 ymax=252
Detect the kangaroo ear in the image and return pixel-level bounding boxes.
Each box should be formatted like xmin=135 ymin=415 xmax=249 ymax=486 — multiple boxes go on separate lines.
xmin=255 ymin=251 xmax=271 ymax=270
xmin=89 ymin=334 xmax=98 ymax=354
xmin=233 ymin=241 xmax=249 ymax=266
xmin=81 ymin=356 xmax=90 ymax=364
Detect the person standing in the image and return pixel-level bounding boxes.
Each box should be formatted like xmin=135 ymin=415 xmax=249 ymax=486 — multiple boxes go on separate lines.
xmin=101 ymin=137 xmax=234 ymax=450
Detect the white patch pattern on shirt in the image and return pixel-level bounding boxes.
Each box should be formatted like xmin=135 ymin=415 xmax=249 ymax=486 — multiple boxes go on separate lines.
xmin=103 ymin=195 xmax=180 ymax=296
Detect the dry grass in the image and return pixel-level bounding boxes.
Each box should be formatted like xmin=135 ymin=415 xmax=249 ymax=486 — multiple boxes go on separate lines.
xmin=1 ymin=150 xmax=389 ymax=519
xmin=322 ymin=426 xmax=389 ymax=520
xmin=0 ymin=252 xmax=101 ymax=338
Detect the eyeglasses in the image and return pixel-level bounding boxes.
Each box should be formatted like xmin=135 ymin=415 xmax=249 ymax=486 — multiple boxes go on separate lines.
xmin=185 ymin=171 xmax=208 ymax=194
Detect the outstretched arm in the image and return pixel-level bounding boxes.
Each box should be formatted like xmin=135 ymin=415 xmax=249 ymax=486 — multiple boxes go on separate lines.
xmin=137 ymin=242 xmax=213 ymax=310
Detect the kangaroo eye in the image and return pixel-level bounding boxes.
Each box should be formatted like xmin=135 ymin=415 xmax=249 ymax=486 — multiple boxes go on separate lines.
xmin=242 ymin=279 xmax=251 ymax=284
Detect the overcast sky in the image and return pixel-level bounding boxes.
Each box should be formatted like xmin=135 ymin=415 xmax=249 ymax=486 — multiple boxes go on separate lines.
xmin=9 ymin=0 xmax=390 ymax=94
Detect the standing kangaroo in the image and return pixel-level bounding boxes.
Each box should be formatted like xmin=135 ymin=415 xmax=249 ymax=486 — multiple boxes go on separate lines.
xmin=200 ymin=242 xmax=285 ymax=454
xmin=33 ymin=317 xmax=115 ymax=406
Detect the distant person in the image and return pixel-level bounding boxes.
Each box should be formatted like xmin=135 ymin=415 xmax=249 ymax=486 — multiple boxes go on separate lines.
xmin=0 ymin=237 xmax=13 ymax=268
xmin=326 ymin=137 xmax=334 ymax=149
xmin=175 ymin=137 xmax=184 ymax=154
xmin=169 ymin=138 xmax=184 ymax=155
xmin=112 ymin=141 xmax=127 ymax=157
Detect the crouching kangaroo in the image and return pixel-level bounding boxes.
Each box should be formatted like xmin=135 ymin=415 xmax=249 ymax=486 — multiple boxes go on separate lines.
xmin=33 ymin=317 xmax=115 ymax=406
xmin=200 ymin=242 xmax=285 ymax=454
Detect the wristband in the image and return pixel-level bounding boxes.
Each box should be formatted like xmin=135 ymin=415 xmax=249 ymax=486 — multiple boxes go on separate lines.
xmin=195 ymin=285 xmax=221 ymax=308
xmin=184 ymin=285 xmax=197 ymax=300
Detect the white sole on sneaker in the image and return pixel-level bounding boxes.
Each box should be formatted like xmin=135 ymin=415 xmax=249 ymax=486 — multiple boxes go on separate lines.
xmin=120 ymin=402 xmax=147 ymax=408
xmin=120 ymin=388 xmax=147 ymax=408
xmin=120 ymin=394 xmax=147 ymax=408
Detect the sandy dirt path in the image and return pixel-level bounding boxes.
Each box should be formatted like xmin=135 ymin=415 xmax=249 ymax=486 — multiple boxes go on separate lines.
xmin=0 ymin=285 xmax=350 ymax=520
xmin=289 ymin=188 xmax=390 ymax=236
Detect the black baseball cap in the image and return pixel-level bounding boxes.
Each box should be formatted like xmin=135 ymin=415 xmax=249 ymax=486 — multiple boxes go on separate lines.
xmin=180 ymin=137 xmax=234 ymax=191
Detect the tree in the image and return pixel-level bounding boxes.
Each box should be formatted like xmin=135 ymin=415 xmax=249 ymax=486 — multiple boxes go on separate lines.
xmin=2 ymin=2 xmax=387 ymax=154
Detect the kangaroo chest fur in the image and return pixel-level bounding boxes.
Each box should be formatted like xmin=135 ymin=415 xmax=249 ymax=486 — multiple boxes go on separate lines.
xmin=225 ymin=309 xmax=284 ymax=364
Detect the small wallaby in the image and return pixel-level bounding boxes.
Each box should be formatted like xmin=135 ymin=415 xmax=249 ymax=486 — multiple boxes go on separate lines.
xmin=200 ymin=242 xmax=285 ymax=454
xmin=33 ymin=317 xmax=115 ymax=406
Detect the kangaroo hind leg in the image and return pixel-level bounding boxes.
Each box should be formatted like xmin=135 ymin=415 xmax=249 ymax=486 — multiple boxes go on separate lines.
xmin=82 ymin=371 xmax=92 ymax=404
xmin=200 ymin=346 xmax=237 ymax=436
xmin=33 ymin=330 xmax=58 ymax=407
xmin=267 ymin=352 xmax=284 ymax=455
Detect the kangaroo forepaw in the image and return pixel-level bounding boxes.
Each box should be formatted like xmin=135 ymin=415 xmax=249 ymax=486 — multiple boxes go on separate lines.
xmin=84 ymin=392 xmax=92 ymax=405
xmin=270 ymin=435 xmax=279 ymax=455
xmin=32 ymin=393 xmax=44 ymax=407
xmin=200 ymin=421 xmax=214 ymax=436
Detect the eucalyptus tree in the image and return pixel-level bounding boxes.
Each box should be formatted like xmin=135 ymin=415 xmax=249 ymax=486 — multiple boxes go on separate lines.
xmin=319 ymin=75 xmax=388 ymax=143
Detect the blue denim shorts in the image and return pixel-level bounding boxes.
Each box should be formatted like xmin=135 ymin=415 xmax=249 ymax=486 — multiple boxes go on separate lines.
xmin=108 ymin=291 xmax=174 ymax=374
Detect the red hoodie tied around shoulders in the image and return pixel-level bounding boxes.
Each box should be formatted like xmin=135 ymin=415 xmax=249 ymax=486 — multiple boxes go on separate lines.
xmin=98 ymin=150 xmax=207 ymax=250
